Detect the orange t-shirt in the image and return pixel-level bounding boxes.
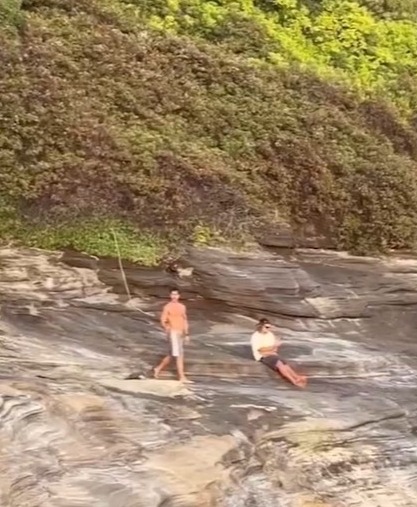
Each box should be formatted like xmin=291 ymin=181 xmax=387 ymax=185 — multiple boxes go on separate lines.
xmin=161 ymin=302 xmax=188 ymax=333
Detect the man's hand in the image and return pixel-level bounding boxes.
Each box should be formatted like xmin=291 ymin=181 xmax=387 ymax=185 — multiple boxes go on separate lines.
xmin=184 ymin=334 xmax=190 ymax=343
xmin=259 ymin=346 xmax=276 ymax=355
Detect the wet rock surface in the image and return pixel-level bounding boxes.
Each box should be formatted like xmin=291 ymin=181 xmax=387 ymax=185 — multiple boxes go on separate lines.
xmin=1 ymin=246 xmax=417 ymax=506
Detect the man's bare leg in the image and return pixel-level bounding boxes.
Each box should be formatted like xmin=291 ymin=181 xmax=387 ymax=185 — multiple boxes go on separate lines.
xmin=153 ymin=355 xmax=171 ymax=378
xmin=176 ymin=354 xmax=194 ymax=383
xmin=277 ymin=362 xmax=307 ymax=388
xmin=176 ymin=355 xmax=192 ymax=383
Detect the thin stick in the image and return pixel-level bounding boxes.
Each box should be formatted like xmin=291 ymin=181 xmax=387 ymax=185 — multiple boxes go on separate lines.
xmin=110 ymin=228 xmax=153 ymax=317
xmin=111 ymin=228 xmax=131 ymax=301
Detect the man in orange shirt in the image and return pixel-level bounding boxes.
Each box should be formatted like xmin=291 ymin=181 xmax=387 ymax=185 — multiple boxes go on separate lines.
xmin=153 ymin=288 xmax=191 ymax=383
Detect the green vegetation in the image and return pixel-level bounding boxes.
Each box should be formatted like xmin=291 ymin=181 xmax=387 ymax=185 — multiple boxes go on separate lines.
xmin=2 ymin=0 xmax=417 ymax=263
xmin=140 ymin=0 xmax=417 ymax=111
xmin=0 ymin=203 xmax=167 ymax=264
xmin=0 ymin=0 xmax=23 ymax=34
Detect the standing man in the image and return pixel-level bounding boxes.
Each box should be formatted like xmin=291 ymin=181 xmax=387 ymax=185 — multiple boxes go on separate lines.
xmin=153 ymin=288 xmax=191 ymax=383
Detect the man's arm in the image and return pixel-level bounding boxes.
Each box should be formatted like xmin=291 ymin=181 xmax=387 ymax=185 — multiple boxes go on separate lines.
xmin=258 ymin=346 xmax=277 ymax=354
xmin=183 ymin=305 xmax=189 ymax=336
xmin=259 ymin=334 xmax=281 ymax=355
xmin=160 ymin=304 xmax=169 ymax=331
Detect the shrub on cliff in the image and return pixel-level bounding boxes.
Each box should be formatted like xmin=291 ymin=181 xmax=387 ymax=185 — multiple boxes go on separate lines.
xmin=1 ymin=0 xmax=417 ymax=262
xmin=0 ymin=0 xmax=23 ymax=28
xmin=139 ymin=0 xmax=417 ymax=111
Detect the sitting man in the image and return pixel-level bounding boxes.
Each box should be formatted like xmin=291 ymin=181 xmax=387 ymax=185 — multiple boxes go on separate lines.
xmin=251 ymin=318 xmax=307 ymax=388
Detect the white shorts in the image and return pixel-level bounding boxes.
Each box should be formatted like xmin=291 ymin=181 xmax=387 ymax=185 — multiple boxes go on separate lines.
xmin=168 ymin=331 xmax=183 ymax=357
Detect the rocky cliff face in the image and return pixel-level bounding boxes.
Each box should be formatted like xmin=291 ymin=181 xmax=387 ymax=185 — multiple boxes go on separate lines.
xmin=0 ymin=245 xmax=416 ymax=507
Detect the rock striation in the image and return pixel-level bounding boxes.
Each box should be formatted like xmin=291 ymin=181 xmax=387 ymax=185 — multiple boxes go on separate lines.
xmin=0 ymin=245 xmax=416 ymax=506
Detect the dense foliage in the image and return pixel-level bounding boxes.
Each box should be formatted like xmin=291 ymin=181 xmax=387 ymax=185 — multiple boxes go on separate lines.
xmin=2 ymin=0 xmax=417 ymax=262
xmin=140 ymin=0 xmax=417 ymax=111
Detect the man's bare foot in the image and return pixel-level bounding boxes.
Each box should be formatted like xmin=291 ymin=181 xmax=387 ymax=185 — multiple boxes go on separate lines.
xmin=296 ymin=376 xmax=307 ymax=388
xmin=179 ymin=376 xmax=194 ymax=384
xmin=153 ymin=368 xmax=160 ymax=379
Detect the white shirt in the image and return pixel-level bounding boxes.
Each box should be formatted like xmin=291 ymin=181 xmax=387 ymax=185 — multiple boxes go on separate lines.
xmin=251 ymin=331 xmax=276 ymax=361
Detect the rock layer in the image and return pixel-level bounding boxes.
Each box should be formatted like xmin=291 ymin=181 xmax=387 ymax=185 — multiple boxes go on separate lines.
xmin=0 ymin=246 xmax=416 ymax=506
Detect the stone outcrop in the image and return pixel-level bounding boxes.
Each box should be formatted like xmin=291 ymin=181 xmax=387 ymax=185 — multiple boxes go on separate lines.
xmin=0 ymin=245 xmax=416 ymax=506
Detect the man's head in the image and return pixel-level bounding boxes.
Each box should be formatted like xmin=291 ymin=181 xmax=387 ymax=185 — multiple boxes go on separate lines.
xmin=257 ymin=318 xmax=271 ymax=333
xmin=170 ymin=288 xmax=180 ymax=302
